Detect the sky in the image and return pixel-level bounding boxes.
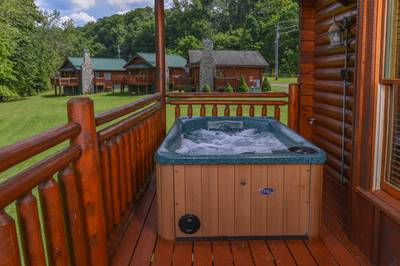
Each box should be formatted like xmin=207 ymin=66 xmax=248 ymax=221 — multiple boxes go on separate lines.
xmin=36 ymin=0 xmax=171 ymax=26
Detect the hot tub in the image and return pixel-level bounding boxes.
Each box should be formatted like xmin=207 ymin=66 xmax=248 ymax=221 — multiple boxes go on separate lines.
xmin=156 ymin=117 xmax=326 ymax=240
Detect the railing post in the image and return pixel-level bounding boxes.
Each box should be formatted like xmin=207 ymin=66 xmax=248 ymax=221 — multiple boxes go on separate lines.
xmin=155 ymin=0 xmax=167 ymax=136
xmin=288 ymin=83 xmax=300 ymax=131
xmin=67 ymin=98 xmax=108 ymax=266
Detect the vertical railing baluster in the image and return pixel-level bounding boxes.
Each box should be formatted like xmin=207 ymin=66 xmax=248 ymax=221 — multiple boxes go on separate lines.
xmin=249 ymin=105 xmax=255 ymax=117
xmin=59 ymin=166 xmax=90 ymax=266
xmin=109 ymin=140 xmax=121 ymax=225
xmin=99 ymin=144 xmax=114 ymax=236
xmin=237 ymin=104 xmax=243 ymax=116
xmin=0 ymin=210 xmax=21 ymax=266
xmin=200 ymin=104 xmax=206 ymax=117
xmin=17 ymin=193 xmax=46 ymax=266
xmin=138 ymin=124 xmax=146 ymax=188
xmin=123 ymin=133 xmax=133 ymax=204
xmin=134 ymin=126 xmax=143 ymax=190
xmin=274 ymin=105 xmax=281 ymax=121
xmin=39 ymin=178 xmax=69 ymax=266
xmin=212 ymin=104 xmax=218 ymax=116
xmin=262 ymin=105 xmax=268 ymax=117
xmin=175 ymin=105 xmax=181 ymax=119
xmin=224 ymin=104 xmax=230 ymax=116
xmin=116 ymin=136 xmax=127 ymax=213
xmin=129 ymin=129 xmax=137 ymax=198
xmin=188 ymin=104 xmax=193 ymax=118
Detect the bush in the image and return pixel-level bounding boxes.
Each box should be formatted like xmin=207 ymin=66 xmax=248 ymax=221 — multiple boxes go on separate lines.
xmin=202 ymin=84 xmax=211 ymax=92
xmin=183 ymin=86 xmax=194 ymax=92
xmin=261 ymin=76 xmax=272 ymax=92
xmin=224 ymin=83 xmax=234 ymax=93
xmin=237 ymin=76 xmax=249 ymax=92
xmin=0 ymin=86 xmax=18 ymax=102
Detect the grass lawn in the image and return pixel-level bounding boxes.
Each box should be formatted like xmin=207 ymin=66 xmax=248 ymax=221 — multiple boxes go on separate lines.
xmin=267 ymin=76 xmax=298 ymax=85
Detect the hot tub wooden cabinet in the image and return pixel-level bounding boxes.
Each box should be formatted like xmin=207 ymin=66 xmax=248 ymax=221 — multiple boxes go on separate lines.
xmin=156 ymin=117 xmax=326 ymax=240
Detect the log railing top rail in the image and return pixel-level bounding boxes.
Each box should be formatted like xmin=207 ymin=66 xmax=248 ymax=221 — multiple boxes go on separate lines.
xmin=0 ymin=122 xmax=80 ymax=173
xmin=95 ymin=93 xmax=161 ymax=126
xmin=167 ymin=92 xmax=289 ymax=99
xmin=0 ymin=145 xmax=81 ymax=209
xmin=169 ymin=99 xmax=288 ymax=105
xmin=97 ymin=102 xmax=162 ymax=142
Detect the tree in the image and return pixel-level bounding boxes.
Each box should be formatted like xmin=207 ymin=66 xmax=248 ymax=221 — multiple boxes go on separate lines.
xmin=237 ymin=76 xmax=249 ymax=92
xmin=224 ymin=83 xmax=234 ymax=92
xmin=202 ymin=84 xmax=211 ymax=92
xmin=261 ymin=76 xmax=272 ymax=92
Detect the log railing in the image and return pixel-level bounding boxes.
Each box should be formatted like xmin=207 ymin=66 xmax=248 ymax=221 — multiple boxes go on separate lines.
xmin=0 ymin=93 xmax=162 ymax=265
xmin=168 ymin=83 xmax=300 ymax=131
xmin=52 ymin=77 xmax=80 ymax=87
xmin=95 ymin=93 xmax=162 ymax=256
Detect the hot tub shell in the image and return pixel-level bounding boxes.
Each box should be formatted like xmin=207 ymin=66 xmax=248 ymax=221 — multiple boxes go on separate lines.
xmin=156 ymin=117 xmax=326 ymax=240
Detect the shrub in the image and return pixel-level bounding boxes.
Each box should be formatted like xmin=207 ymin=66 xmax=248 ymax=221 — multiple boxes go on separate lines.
xmin=0 ymin=86 xmax=18 ymax=102
xmin=237 ymin=76 xmax=249 ymax=92
xmin=202 ymin=84 xmax=211 ymax=92
xmin=183 ymin=86 xmax=194 ymax=92
xmin=261 ymin=76 xmax=272 ymax=92
xmin=224 ymin=83 xmax=234 ymax=93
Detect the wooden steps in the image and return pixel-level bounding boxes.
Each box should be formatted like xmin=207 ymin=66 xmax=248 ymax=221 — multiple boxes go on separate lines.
xmin=111 ymin=178 xmax=370 ymax=266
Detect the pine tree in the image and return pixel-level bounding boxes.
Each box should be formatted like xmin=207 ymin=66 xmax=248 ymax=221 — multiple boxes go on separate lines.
xmin=224 ymin=83 xmax=234 ymax=92
xmin=237 ymin=76 xmax=249 ymax=92
xmin=261 ymin=76 xmax=272 ymax=92
xmin=202 ymin=84 xmax=211 ymax=92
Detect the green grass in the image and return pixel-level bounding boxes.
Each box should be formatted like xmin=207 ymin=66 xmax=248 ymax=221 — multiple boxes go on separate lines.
xmin=267 ymin=76 xmax=298 ymax=85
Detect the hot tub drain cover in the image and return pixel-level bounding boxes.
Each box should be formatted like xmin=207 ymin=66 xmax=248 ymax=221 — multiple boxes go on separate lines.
xmin=179 ymin=214 xmax=200 ymax=234
xmin=288 ymin=146 xmax=317 ymax=154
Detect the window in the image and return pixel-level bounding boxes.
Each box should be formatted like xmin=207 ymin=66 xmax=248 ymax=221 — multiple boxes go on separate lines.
xmin=382 ymin=0 xmax=400 ymax=199
xmin=104 ymin=73 xmax=112 ymax=80
xmin=384 ymin=0 xmax=400 ymax=79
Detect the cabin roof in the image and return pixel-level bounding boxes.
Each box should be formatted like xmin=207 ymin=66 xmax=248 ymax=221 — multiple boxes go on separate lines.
xmin=125 ymin=53 xmax=187 ymax=69
xmin=188 ymin=50 xmax=269 ymax=67
xmin=62 ymin=57 xmax=127 ymax=71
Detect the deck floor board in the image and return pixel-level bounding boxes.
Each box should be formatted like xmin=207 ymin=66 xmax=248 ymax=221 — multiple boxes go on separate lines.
xmin=111 ymin=177 xmax=370 ymax=266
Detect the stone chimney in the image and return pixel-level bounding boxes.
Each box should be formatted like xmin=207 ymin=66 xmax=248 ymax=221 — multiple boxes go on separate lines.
xmin=81 ymin=49 xmax=94 ymax=94
xmin=199 ymin=39 xmax=216 ymax=91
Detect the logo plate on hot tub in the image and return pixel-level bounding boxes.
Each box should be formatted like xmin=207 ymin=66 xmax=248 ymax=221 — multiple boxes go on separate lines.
xmin=258 ymin=187 xmax=274 ymax=195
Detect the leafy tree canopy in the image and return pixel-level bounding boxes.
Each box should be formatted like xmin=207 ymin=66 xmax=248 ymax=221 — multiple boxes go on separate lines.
xmin=0 ymin=0 xmax=299 ymax=98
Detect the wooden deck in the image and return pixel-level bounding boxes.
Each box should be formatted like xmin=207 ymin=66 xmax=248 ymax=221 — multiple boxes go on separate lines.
xmin=111 ymin=177 xmax=371 ymax=266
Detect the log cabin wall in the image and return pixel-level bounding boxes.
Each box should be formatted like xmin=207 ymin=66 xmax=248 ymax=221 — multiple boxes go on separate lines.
xmin=300 ymin=0 xmax=357 ymax=229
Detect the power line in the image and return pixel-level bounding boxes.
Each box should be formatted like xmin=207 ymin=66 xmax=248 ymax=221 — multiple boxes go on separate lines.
xmin=262 ymin=18 xmax=298 ymax=29
xmin=280 ymin=29 xmax=299 ymax=35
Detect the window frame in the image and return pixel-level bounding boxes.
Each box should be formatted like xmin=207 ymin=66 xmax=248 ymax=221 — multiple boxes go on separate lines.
xmin=380 ymin=0 xmax=400 ymax=200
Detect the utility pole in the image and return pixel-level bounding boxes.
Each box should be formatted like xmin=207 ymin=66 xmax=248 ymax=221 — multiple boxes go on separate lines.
xmin=274 ymin=22 xmax=280 ymax=80
xmin=118 ymin=45 xmax=121 ymax=59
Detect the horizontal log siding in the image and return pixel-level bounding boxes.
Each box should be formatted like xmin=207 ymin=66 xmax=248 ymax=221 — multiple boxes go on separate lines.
xmin=312 ymin=0 xmax=357 ymax=227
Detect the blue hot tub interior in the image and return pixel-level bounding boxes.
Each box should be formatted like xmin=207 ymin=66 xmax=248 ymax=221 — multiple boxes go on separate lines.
xmin=156 ymin=117 xmax=326 ymax=165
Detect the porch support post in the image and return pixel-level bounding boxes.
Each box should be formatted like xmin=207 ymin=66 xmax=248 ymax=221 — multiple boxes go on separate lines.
xmin=288 ymin=83 xmax=300 ymax=132
xmin=67 ymin=98 xmax=108 ymax=266
xmin=155 ymin=0 xmax=167 ymax=136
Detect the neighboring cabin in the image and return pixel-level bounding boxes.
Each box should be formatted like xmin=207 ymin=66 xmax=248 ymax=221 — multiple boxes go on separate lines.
xmin=189 ymin=40 xmax=269 ymax=91
xmin=124 ymin=53 xmax=187 ymax=93
xmin=53 ymin=51 xmax=187 ymax=96
xmin=54 ymin=53 xmax=126 ymax=96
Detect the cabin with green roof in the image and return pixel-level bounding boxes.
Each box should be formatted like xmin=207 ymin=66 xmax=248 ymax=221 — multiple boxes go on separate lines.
xmin=54 ymin=57 xmax=127 ymax=96
xmin=124 ymin=53 xmax=188 ymax=93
